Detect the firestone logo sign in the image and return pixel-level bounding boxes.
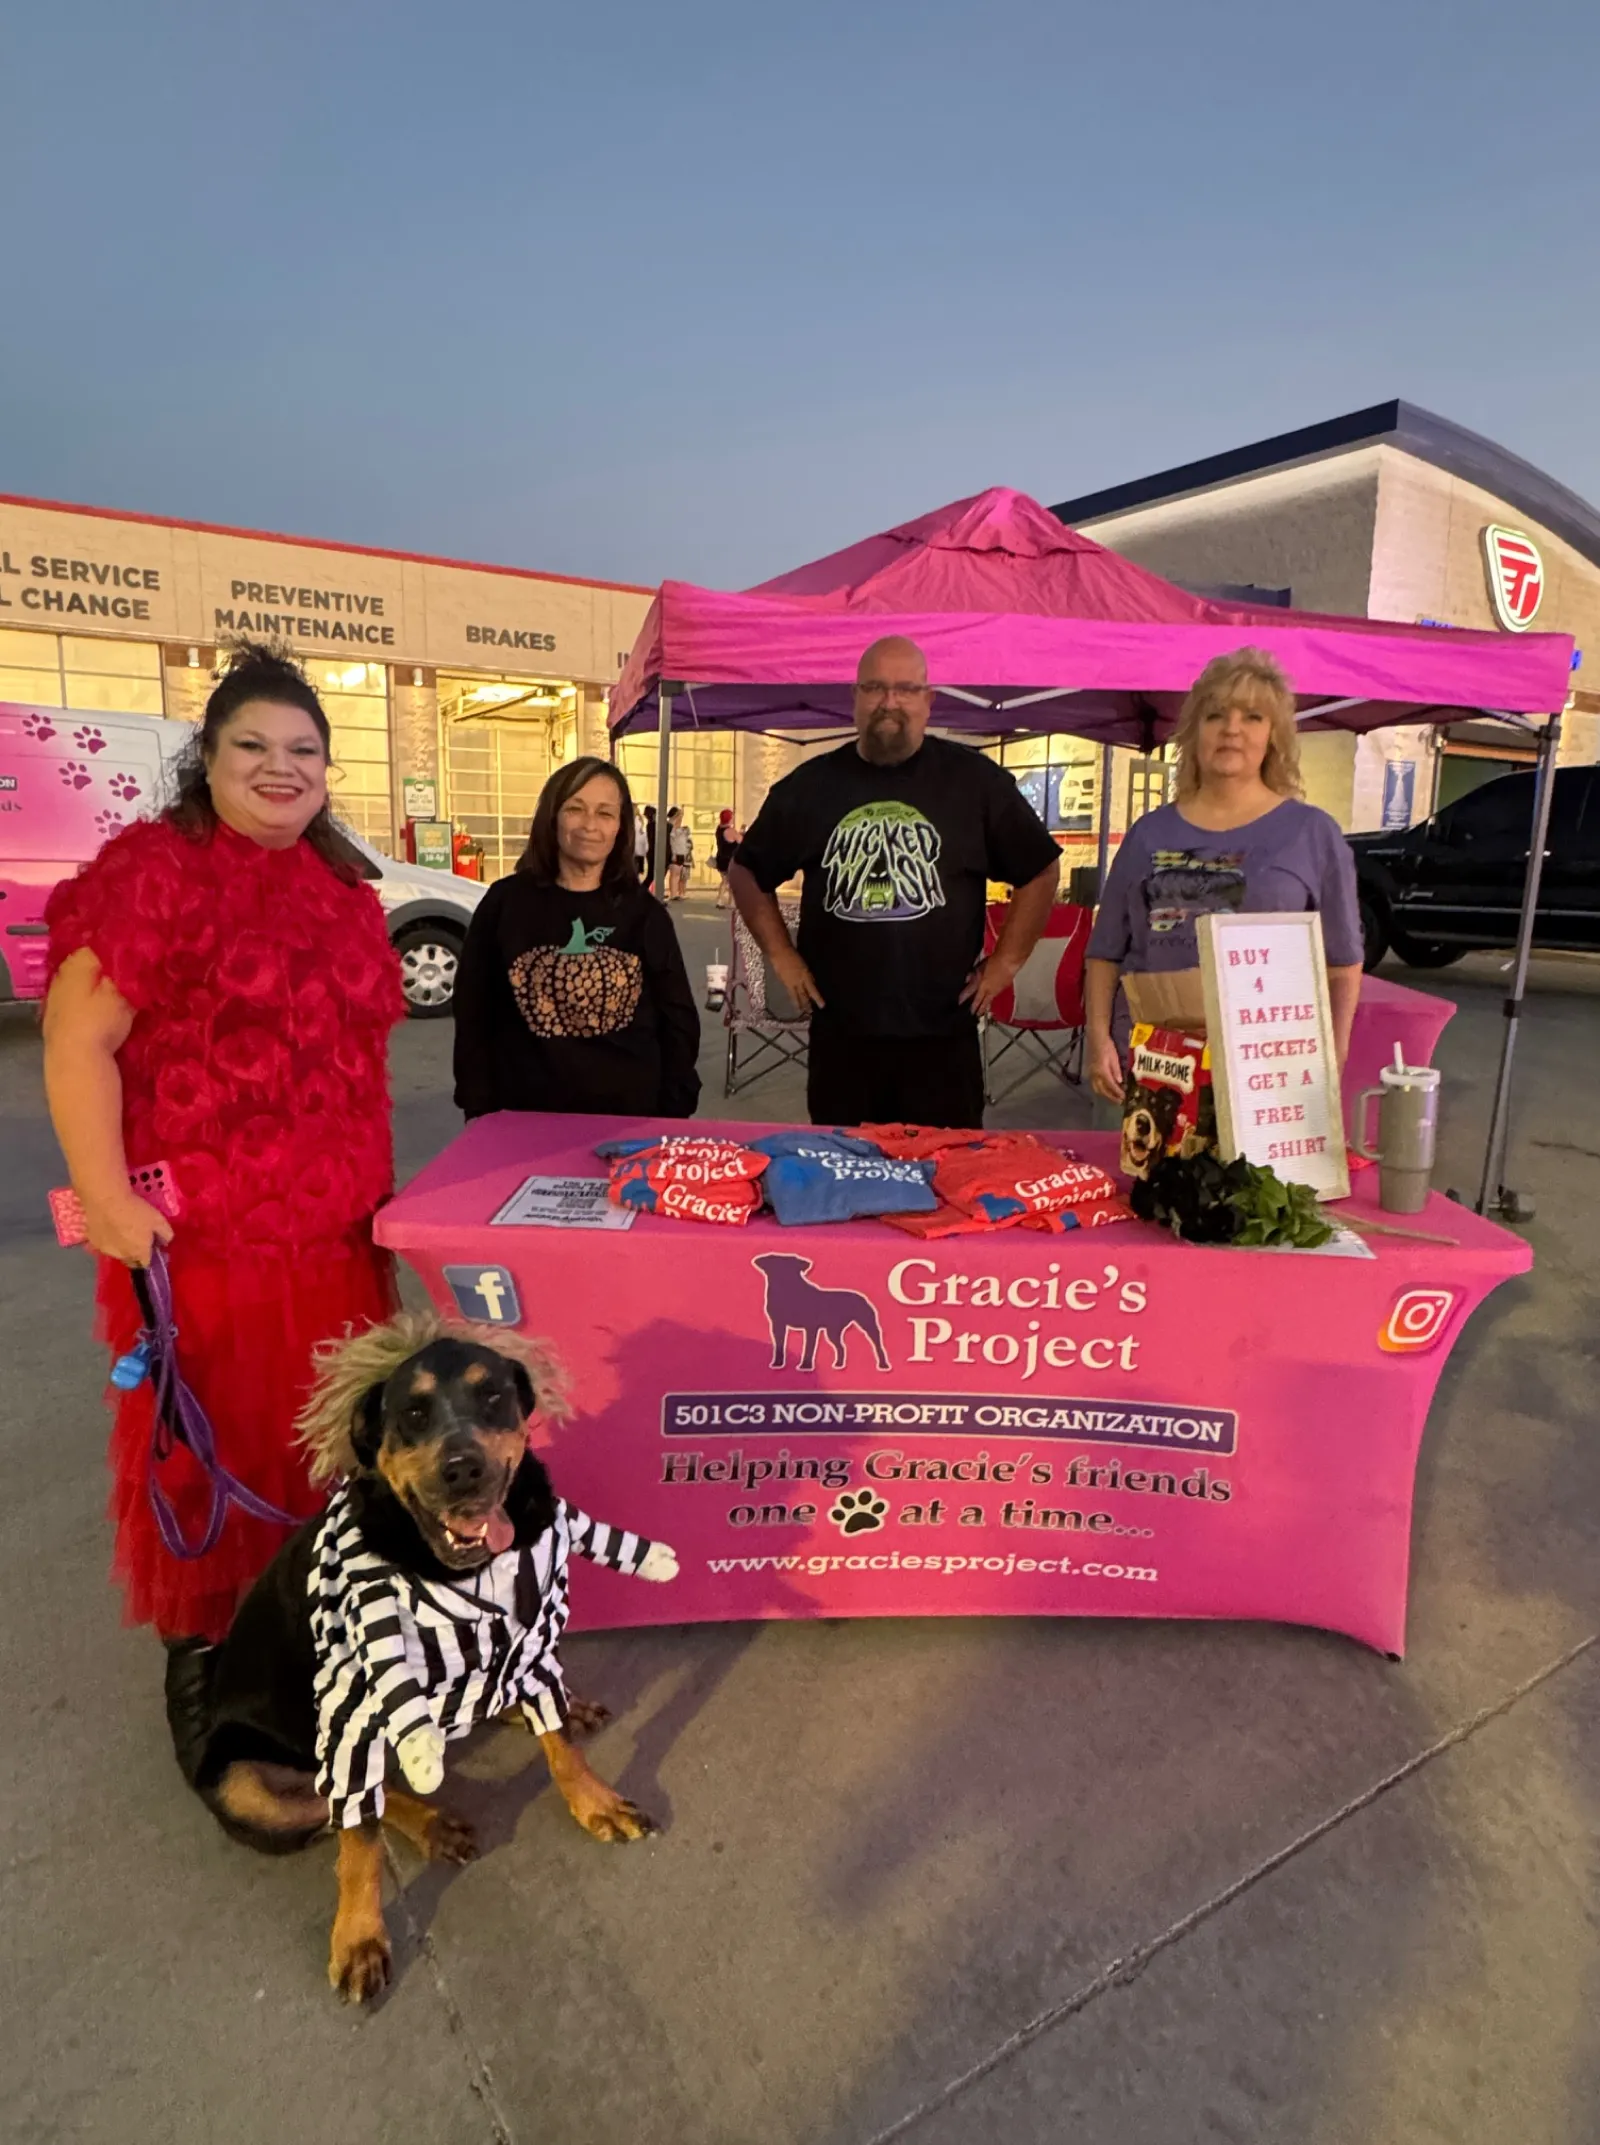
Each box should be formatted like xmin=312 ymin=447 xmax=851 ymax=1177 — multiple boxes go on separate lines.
xmin=1481 ymin=525 xmax=1545 ymax=632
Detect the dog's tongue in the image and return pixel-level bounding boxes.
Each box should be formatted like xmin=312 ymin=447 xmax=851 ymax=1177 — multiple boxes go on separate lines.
xmin=484 ymin=1506 xmax=515 ymax=1555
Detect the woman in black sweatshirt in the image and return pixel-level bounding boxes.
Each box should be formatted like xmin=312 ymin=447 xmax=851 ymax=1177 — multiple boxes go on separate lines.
xmin=452 ymin=757 xmax=702 ymax=1120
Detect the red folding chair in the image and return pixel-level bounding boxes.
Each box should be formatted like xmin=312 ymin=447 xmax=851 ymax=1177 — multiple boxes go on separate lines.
xmin=980 ymin=901 xmax=1090 ymax=1103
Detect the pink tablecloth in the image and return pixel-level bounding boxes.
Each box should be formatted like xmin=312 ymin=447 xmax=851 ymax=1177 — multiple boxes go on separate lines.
xmin=376 ymin=1110 xmax=1527 ymax=1658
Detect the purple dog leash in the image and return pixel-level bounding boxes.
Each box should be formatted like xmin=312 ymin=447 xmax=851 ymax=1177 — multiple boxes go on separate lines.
xmin=128 ymin=1245 xmax=303 ymax=1560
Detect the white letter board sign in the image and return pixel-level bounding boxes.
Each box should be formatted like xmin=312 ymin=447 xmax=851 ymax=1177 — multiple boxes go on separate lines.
xmin=1197 ymin=911 xmax=1349 ymax=1201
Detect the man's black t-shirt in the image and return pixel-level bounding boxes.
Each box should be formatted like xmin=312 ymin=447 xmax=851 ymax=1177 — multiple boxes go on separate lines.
xmin=735 ymin=735 xmax=1060 ymax=1039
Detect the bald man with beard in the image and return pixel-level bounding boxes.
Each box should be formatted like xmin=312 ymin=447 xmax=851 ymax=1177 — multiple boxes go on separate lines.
xmin=730 ymin=636 xmax=1062 ymax=1128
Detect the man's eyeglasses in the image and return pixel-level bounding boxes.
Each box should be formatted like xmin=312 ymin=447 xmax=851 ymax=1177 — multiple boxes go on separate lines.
xmin=857 ymin=680 xmax=931 ymax=703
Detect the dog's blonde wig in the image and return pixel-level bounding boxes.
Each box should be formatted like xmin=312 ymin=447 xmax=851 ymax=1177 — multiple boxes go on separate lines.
xmin=295 ymin=1309 xmax=570 ymax=1485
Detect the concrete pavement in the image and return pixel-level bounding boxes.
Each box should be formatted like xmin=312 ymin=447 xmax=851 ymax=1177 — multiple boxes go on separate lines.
xmin=3 ymin=909 xmax=1597 ymax=2144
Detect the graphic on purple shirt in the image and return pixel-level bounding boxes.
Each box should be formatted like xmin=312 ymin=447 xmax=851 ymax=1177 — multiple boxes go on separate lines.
xmin=1087 ymin=800 xmax=1362 ymax=975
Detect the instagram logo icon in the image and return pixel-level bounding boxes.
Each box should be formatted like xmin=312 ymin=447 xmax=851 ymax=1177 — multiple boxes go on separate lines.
xmin=1378 ymin=1288 xmax=1458 ymax=1354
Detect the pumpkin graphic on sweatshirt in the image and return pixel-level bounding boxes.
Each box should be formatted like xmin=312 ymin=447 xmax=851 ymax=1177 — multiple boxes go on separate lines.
xmin=510 ymin=918 xmax=643 ymax=1039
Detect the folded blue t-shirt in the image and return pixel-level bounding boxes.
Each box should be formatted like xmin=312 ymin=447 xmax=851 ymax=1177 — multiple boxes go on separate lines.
xmin=751 ymin=1134 xmax=937 ymax=1226
xmin=747 ymin=1130 xmax=881 ymax=1161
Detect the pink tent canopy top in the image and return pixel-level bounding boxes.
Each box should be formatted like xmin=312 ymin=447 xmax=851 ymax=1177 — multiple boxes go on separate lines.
xmin=609 ymin=487 xmax=1573 ymax=745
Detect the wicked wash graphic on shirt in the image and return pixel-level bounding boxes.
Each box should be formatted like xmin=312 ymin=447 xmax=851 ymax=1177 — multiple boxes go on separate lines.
xmin=1141 ymin=850 xmax=1247 ymax=937
xmin=509 ymin=918 xmax=643 ymax=1038
xmin=821 ymin=801 xmax=946 ymax=922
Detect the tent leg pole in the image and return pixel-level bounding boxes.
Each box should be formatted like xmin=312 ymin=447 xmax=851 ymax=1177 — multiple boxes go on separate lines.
xmin=1474 ymin=709 xmax=1561 ymax=1220
xmin=654 ymin=680 xmax=676 ymax=895
xmin=1095 ymin=742 xmax=1113 ymax=896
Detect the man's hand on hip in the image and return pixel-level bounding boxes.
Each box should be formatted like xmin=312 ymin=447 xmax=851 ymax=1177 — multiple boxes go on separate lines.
xmin=960 ymin=951 xmax=1020 ymax=1020
xmin=768 ymin=943 xmax=826 ymax=1015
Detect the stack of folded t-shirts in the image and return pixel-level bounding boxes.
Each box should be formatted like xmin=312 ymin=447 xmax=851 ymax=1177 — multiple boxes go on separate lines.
xmin=597 ymin=1134 xmax=769 ymax=1226
xmin=592 ymin=1125 xmax=1126 ymax=1235
xmin=853 ymin=1125 xmax=1132 ymax=1237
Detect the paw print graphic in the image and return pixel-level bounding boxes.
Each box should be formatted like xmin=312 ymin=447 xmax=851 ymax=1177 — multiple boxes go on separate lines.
xmin=58 ymin=759 xmax=92 ymax=791
xmin=73 ymin=726 xmax=108 ymax=754
xmin=22 ymin=713 xmax=58 ymax=741
xmin=829 ymin=1489 xmax=888 ymax=1537
xmin=108 ymin=772 xmax=142 ymax=801
xmin=94 ymin=811 xmax=124 ymax=838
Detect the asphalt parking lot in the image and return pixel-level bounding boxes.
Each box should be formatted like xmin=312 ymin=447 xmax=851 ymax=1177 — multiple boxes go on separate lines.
xmin=4 ymin=903 xmax=1597 ymax=2145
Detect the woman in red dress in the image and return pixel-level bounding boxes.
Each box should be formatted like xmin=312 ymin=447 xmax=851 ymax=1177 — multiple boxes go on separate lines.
xmin=43 ymin=644 xmax=404 ymax=1751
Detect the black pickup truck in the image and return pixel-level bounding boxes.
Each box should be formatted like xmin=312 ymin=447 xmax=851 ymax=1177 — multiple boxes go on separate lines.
xmin=1349 ymin=765 xmax=1600 ymax=971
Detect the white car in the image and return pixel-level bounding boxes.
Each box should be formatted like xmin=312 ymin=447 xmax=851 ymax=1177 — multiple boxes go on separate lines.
xmin=337 ymin=826 xmax=485 ymax=1018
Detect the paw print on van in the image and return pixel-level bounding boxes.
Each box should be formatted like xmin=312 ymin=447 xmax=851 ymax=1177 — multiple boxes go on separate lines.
xmin=73 ymin=726 xmax=109 ymax=754
xmin=95 ymin=811 xmax=125 ymax=839
xmin=108 ymin=772 xmax=143 ymax=801
xmin=58 ymin=759 xmax=92 ymax=791
xmin=22 ymin=713 xmax=58 ymax=741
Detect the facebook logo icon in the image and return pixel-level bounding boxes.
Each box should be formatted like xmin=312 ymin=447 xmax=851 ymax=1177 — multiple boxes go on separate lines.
xmin=442 ymin=1265 xmax=522 ymax=1325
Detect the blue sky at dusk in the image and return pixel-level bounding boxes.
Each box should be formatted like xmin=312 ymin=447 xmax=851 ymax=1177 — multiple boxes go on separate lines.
xmin=3 ymin=0 xmax=1597 ymax=589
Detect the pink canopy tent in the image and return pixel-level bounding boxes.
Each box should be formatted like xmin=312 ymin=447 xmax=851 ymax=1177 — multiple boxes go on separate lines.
xmin=610 ymin=488 xmax=1574 ymax=1217
xmin=609 ymin=488 xmax=1572 ymax=746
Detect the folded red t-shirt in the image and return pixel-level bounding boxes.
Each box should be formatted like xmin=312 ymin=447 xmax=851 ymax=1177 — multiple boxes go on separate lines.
xmin=933 ymin=1138 xmax=1125 ymax=1225
xmin=596 ymin=1135 xmax=768 ymax=1187
xmin=854 ymin=1123 xmax=997 ymax=1161
xmin=885 ymin=1196 xmax=1133 ymax=1238
xmin=608 ymin=1164 xmax=762 ymax=1225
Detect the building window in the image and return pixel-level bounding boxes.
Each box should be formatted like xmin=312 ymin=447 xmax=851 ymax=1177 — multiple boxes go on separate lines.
xmin=985 ymin=735 xmax=1101 ymax=836
xmin=615 ymin=731 xmax=737 ymax=886
xmin=439 ymin=674 xmax=580 ymax=881
xmin=0 ymin=627 xmax=63 ymax=707
xmin=61 ymin=635 xmax=165 ymax=715
xmin=0 ymin=629 xmax=164 ymax=715
xmin=304 ymin=660 xmax=393 ymax=852
xmin=1126 ymin=750 xmax=1175 ymax=824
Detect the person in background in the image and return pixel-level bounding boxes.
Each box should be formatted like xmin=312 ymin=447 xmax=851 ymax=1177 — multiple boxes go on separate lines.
xmin=452 ymin=756 xmax=701 ymax=1119
xmin=642 ymin=802 xmax=658 ymax=893
xmin=634 ymin=803 xmax=650 ymax=881
xmin=730 ymin=635 xmax=1061 ymax=1128
xmin=1084 ymin=646 xmax=1364 ymax=1103
xmin=42 ymin=643 xmax=403 ymax=1761
xmin=713 ymin=807 xmax=740 ymax=908
xmin=666 ymin=806 xmax=692 ymax=900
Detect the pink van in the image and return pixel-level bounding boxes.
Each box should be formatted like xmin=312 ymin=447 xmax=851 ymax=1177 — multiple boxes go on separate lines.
xmin=0 ymin=703 xmax=171 ymax=1001
xmin=0 ymin=701 xmax=484 ymax=1013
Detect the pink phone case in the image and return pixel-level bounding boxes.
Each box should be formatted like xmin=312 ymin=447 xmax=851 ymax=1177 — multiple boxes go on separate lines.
xmin=49 ymin=1163 xmax=180 ymax=1248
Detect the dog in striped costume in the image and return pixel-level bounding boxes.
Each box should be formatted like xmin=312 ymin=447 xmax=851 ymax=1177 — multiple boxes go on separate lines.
xmin=188 ymin=1312 xmax=677 ymax=2003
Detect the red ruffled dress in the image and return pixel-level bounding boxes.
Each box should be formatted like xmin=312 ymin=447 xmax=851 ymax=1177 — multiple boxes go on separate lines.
xmin=46 ymin=816 xmax=405 ymax=1641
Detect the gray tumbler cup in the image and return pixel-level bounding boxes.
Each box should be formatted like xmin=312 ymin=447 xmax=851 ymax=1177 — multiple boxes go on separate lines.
xmin=1352 ymin=1063 xmax=1441 ymax=1214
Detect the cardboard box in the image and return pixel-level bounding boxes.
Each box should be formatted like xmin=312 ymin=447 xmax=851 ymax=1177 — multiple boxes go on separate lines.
xmin=1122 ymin=969 xmax=1207 ymax=1032
xmin=1120 ymin=1024 xmax=1216 ymax=1180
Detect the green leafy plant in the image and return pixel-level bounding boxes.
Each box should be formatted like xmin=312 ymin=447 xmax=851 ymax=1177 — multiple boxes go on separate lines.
xmin=1130 ymin=1152 xmax=1332 ymax=1248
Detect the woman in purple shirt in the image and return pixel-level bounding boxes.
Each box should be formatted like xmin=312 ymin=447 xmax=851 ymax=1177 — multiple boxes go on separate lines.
xmin=1085 ymin=648 xmax=1364 ymax=1103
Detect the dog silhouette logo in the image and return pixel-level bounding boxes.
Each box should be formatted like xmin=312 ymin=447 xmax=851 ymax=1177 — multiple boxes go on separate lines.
xmin=752 ymin=1254 xmax=891 ymax=1373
